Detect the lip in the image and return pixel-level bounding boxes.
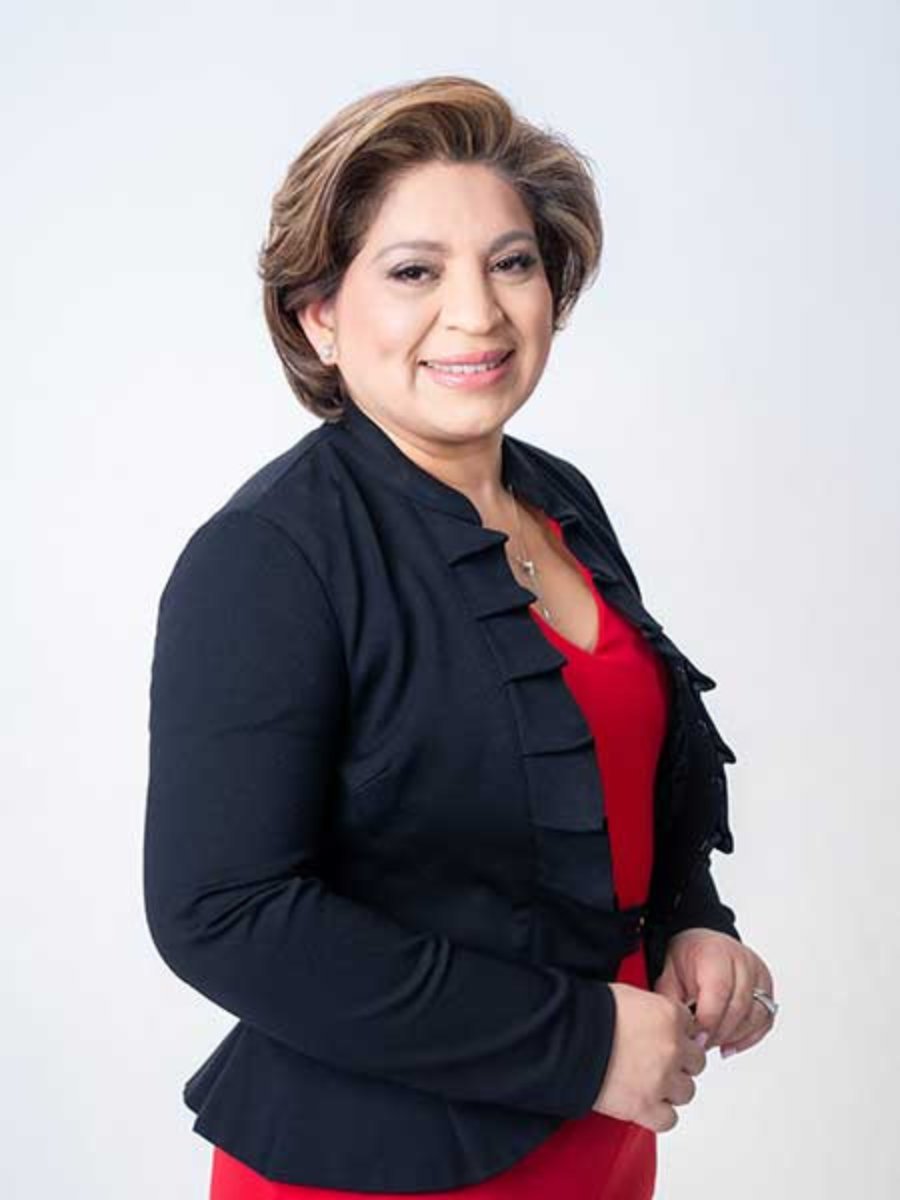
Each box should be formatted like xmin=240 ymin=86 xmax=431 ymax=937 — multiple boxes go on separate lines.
xmin=419 ymin=348 xmax=514 ymax=366
xmin=420 ymin=349 xmax=515 ymax=391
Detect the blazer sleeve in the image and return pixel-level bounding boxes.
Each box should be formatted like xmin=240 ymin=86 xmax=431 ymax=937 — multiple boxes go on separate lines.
xmin=662 ymin=855 xmax=742 ymax=944
xmin=143 ymin=508 xmax=616 ymax=1120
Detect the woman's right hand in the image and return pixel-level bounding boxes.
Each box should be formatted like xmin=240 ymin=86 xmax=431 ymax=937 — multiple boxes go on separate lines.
xmin=591 ymin=982 xmax=708 ymax=1132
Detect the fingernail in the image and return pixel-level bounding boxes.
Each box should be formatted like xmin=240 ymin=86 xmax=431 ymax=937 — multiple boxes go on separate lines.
xmin=694 ymin=1031 xmax=709 ymax=1049
xmin=720 ymin=1045 xmax=738 ymax=1059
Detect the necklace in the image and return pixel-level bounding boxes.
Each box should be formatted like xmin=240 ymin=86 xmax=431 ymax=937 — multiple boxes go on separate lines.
xmin=506 ymin=481 xmax=555 ymax=624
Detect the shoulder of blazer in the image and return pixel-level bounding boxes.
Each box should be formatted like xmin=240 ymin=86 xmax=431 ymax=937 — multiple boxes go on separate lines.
xmin=165 ymin=408 xmax=614 ymax=577
xmin=160 ymin=423 xmax=344 ymax=609
xmin=198 ymin=401 xmax=641 ymax=595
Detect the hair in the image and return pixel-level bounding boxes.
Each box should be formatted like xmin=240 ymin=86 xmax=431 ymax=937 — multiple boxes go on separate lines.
xmin=257 ymin=75 xmax=604 ymax=420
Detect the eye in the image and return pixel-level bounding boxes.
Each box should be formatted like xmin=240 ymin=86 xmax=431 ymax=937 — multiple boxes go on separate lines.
xmin=388 ymin=263 xmax=436 ymax=284
xmin=494 ymin=251 xmax=538 ymax=273
xmin=387 ymin=251 xmax=539 ymax=286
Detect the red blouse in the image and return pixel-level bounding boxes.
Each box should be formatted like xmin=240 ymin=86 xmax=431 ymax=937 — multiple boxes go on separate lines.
xmin=210 ymin=514 xmax=669 ymax=1200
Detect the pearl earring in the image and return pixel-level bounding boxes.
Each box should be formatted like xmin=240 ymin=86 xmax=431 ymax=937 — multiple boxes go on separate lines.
xmin=321 ymin=343 xmax=335 ymax=363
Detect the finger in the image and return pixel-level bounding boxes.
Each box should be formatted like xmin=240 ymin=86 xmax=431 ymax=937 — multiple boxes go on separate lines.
xmin=646 ymin=1101 xmax=679 ymax=1134
xmin=720 ymin=1009 xmax=777 ymax=1057
xmin=717 ymin=962 xmax=775 ymax=1048
xmin=719 ymin=975 xmax=778 ymax=1054
xmin=685 ymin=998 xmax=713 ymax=1046
xmin=720 ymin=1028 xmax=769 ymax=1058
xmin=654 ymin=964 xmax=689 ymax=1006
xmin=666 ymin=1070 xmax=697 ymax=1107
xmin=694 ymin=956 xmax=737 ymax=1047
xmin=681 ymin=1038 xmax=708 ymax=1078
xmin=708 ymin=953 xmax=754 ymax=1049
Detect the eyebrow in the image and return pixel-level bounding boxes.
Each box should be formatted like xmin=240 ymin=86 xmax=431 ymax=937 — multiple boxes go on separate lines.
xmin=372 ymin=229 xmax=538 ymax=262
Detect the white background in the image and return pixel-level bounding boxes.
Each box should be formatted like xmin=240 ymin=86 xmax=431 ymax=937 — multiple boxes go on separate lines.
xmin=4 ymin=2 xmax=898 ymax=1196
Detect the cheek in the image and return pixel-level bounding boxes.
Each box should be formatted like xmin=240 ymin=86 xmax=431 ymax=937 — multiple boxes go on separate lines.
xmin=523 ymin=305 xmax=554 ymax=359
xmin=338 ymin=276 xmax=423 ymax=357
xmin=370 ymin=305 xmax=428 ymax=358
xmin=517 ymin=283 xmax=554 ymax=339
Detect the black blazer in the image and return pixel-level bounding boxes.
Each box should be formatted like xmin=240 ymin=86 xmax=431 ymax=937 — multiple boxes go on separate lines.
xmin=143 ymin=395 xmax=741 ymax=1192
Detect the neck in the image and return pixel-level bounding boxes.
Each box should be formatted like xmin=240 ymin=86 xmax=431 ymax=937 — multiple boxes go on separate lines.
xmin=357 ymin=404 xmax=511 ymax=517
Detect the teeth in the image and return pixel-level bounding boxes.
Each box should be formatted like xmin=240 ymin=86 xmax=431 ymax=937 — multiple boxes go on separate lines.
xmin=425 ymin=354 xmax=509 ymax=374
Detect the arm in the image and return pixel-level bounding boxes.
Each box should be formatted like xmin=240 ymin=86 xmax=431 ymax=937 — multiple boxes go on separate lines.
xmin=143 ymin=509 xmax=615 ymax=1119
xmin=662 ymin=854 xmax=742 ymax=945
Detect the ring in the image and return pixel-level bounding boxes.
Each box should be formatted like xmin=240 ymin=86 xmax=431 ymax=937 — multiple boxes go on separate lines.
xmin=752 ymin=988 xmax=778 ymax=1021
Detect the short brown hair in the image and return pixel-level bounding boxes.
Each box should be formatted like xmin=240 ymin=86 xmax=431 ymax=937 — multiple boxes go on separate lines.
xmin=258 ymin=75 xmax=604 ymax=420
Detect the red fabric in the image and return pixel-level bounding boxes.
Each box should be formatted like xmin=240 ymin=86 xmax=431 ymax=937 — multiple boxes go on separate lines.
xmin=209 ymin=514 xmax=668 ymax=1199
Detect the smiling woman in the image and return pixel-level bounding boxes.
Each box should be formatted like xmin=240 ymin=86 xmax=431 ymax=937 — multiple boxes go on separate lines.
xmin=144 ymin=73 xmax=772 ymax=1200
xmin=290 ymin=156 xmax=560 ymax=457
xmin=257 ymin=76 xmax=602 ymax=427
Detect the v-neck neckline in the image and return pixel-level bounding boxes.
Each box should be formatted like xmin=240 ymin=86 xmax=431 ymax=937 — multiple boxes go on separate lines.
xmin=529 ymin=513 xmax=605 ymax=658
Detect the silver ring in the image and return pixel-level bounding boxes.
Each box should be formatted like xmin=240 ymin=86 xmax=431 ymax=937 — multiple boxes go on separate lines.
xmin=752 ymin=988 xmax=778 ymax=1021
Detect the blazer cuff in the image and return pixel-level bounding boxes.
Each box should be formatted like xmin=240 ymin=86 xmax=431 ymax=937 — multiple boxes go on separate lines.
xmin=565 ymin=977 xmax=618 ymax=1117
xmin=662 ymin=856 xmax=741 ymax=945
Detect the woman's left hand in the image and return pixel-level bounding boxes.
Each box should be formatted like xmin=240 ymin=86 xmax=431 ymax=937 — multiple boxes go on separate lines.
xmin=653 ymin=928 xmax=776 ymax=1059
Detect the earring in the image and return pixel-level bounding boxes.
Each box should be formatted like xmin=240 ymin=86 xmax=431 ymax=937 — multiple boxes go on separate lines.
xmin=321 ymin=343 xmax=335 ymax=363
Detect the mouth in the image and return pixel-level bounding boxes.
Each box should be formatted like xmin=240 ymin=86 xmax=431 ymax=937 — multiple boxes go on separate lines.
xmin=419 ymin=349 xmax=515 ymax=373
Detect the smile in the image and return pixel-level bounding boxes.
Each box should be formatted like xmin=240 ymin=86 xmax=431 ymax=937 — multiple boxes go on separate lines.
xmin=421 ymin=350 xmax=514 ymax=375
xmin=419 ymin=349 xmax=516 ymax=392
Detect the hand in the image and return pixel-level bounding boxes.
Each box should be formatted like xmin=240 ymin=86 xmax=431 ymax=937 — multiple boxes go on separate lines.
xmin=591 ymin=982 xmax=708 ymax=1133
xmin=653 ymin=928 xmax=776 ymax=1058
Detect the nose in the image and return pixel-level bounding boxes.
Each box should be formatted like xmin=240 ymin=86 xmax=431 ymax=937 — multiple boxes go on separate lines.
xmin=440 ymin=266 xmax=505 ymax=332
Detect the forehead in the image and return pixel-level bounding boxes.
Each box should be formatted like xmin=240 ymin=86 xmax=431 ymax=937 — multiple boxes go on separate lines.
xmin=363 ymin=162 xmax=534 ymax=247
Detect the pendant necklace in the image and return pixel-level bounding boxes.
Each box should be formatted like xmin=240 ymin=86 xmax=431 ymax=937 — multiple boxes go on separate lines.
xmin=506 ymin=481 xmax=555 ymax=625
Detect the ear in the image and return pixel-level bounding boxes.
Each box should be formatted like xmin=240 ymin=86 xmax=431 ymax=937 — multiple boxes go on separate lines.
xmin=296 ymin=297 xmax=337 ymax=361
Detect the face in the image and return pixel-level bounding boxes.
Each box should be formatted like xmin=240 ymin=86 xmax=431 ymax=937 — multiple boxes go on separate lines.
xmin=298 ymin=161 xmax=555 ymax=458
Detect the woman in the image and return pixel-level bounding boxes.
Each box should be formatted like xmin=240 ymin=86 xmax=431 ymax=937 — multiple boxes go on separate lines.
xmin=143 ymin=75 xmax=777 ymax=1198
